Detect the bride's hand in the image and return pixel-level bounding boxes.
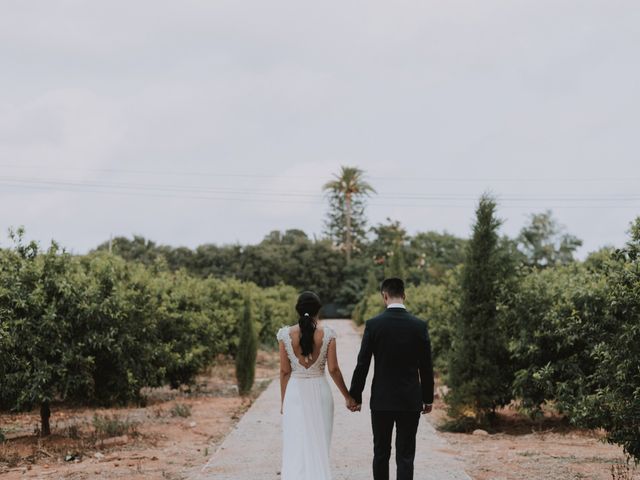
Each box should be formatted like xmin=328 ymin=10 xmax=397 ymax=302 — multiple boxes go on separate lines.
xmin=345 ymin=395 xmax=357 ymax=411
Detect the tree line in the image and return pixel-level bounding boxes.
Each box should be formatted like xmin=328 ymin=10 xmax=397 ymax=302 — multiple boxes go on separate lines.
xmin=92 ymin=167 xmax=468 ymax=315
xmin=94 ymin=228 xmax=468 ymax=315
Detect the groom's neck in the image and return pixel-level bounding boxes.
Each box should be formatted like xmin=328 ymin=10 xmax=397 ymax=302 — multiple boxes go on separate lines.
xmin=386 ymin=298 xmax=404 ymax=306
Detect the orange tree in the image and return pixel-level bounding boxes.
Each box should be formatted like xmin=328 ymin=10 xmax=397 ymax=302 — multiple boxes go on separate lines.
xmin=0 ymin=231 xmax=93 ymax=435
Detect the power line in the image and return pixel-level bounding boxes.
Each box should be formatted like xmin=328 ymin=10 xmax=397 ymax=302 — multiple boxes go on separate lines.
xmin=2 ymin=180 xmax=639 ymax=210
xmin=0 ymin=164 xmax=307 ymax=179
xmin=1 ymin=176 xmax=640 ymax=202
xmin=0 ymin=181 xmax=324 ymax=205
xmin=0 ymin=176 xmax=323 ymax=197
xmin=1 ymin=163 xmax=640 ymax=184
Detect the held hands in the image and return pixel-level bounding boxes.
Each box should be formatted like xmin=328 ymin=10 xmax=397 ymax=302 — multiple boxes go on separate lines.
xmin=422 ymin=403 xmax=433 ymax=415
xmin=345 ymin=395 xmax=361 ymax=412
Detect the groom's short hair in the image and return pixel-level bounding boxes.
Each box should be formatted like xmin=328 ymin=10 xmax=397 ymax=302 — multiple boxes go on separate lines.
xmin=381 ymin=277 xmax=405 ymax=297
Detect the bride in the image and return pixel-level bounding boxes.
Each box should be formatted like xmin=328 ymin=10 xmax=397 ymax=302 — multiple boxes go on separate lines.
xmin=276 ymin=291 xmax=356 ymax=480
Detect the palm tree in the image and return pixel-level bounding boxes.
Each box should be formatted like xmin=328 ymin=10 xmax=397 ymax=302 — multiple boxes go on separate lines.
xmin=323 ymin=166 xmax=376 ymax=262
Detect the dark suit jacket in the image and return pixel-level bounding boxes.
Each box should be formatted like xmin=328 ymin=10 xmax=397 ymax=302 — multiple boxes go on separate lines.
xmin=349 ymin=307 xmax=434 ymax=412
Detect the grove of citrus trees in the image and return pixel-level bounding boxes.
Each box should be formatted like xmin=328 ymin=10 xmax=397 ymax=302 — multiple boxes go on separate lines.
xmin=0 ymin=229 xmax=296 ymax=436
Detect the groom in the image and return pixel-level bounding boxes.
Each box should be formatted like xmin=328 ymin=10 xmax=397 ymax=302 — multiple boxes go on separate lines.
xmin=349 ymin=277 xmax=434 ymax=480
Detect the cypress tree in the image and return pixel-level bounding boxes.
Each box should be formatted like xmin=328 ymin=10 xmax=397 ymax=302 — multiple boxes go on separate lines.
xmin=236 ymin=293 xmax=258 ymax=396
xmin=446 ymin=194 xmax=512 ymax=423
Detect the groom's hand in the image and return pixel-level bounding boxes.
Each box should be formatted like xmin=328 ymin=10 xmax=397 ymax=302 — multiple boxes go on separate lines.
xmin=422 ymin=403 xmax=433 ymax=414
xmin=346 ymin=396 xmax=360 ymax=412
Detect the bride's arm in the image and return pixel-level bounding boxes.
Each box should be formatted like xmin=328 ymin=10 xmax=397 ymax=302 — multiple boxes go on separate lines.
xmin=278 ymin=340 xmax=292 ymax=414
xmin=327 ymin=339 xmax=355 ymax=407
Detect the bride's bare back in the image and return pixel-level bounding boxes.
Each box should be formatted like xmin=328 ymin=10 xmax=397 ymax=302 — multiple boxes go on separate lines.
xmin=287 ymin=324 xmax=326 ymax=368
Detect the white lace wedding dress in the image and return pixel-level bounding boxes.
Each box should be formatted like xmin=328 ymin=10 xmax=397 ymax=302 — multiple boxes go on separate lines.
xmin=277 ymin=325 xmax=337 ymax=480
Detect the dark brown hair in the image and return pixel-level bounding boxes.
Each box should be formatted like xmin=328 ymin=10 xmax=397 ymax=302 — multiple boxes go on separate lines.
xmin=295 ymin=291 xmax=322 ymax=356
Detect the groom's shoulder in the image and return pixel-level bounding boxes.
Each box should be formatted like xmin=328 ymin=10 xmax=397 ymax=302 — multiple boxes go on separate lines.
xmin=407 ymin=313 xmax=428 ymax=330
xmin=365 ymin=308 xmax=409 ymax=325
xmin=364 ymin=311 xmax=388 ymax=327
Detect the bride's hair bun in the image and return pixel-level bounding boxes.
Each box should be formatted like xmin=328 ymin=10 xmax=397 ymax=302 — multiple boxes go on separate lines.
xmin=295 ymin=291 xmax=322 ymax=357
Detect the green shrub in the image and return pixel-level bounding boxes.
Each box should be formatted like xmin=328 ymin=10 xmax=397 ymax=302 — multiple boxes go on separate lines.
xmin=74 ymin=253 xmax=167 ymax=406
xmin=0 ymin=231 xmax=94 ymax=435
xmin=404 ymin=273 xmax=459 ymax=377
xmin=503 ymin=264 xmax=608 ymax=415
xmin=255 ymin=284 xmax=298 ymax=347
xmin=236 ymin=294 xmax=257 ymax=395
xmin=169 ymin=403 xmax=192 ymax=418
xmin=501 ymin=219 xmax=640 ymax=461
xmin=568 ymin=220 xmax=640 ymax=461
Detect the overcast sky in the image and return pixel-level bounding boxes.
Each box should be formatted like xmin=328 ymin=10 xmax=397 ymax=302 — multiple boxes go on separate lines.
xmin=1 ymin=1 xmax=639 ymax=256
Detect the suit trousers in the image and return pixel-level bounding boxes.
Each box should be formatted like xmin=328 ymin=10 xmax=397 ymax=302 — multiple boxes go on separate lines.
xmin=371 ymin=410 xmax=420 ymax=480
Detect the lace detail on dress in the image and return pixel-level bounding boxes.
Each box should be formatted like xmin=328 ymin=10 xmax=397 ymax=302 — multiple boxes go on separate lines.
xmin=277 ymin=326 xmax=297 ymax=368
xmin=276 ymin=325 xmax=336 ymax=379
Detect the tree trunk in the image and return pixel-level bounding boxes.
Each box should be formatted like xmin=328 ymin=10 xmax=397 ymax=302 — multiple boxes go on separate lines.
xmin=40 ymin=401 xmax=51 ymax=436
xmin=345 ymin=193 xmax=352 ymax=263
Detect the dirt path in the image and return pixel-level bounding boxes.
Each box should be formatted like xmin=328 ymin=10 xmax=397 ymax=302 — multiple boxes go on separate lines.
xmin=193 ymin=319 xmax=471 ymax=480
